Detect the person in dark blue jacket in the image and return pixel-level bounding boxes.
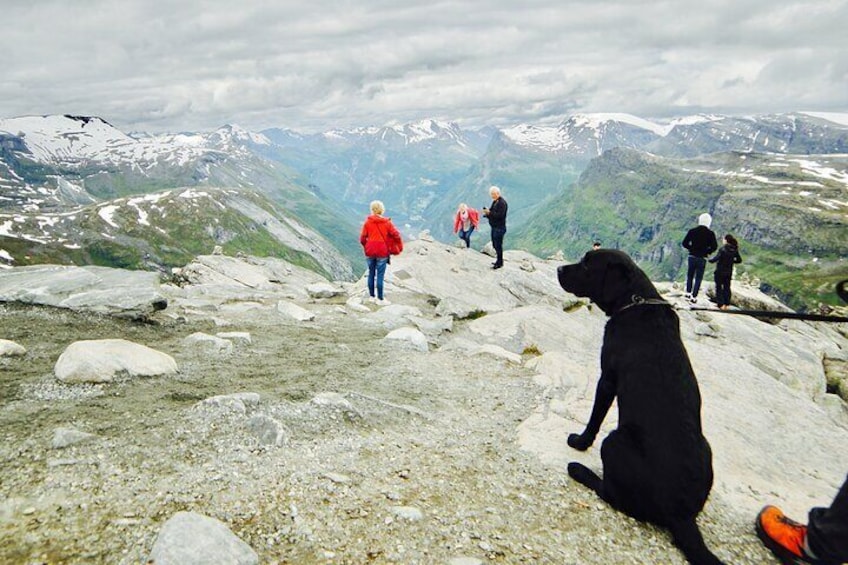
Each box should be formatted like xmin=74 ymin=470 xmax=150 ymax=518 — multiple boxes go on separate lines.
xmin=482 ymin=185 xmax=508 ymax=269
xmin=681 ymin=213 xmax=718 ymax=304
xmin=709 ymin=234 xmax=742 ymax=310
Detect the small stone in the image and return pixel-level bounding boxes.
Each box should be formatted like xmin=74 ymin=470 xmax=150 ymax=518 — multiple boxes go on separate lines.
xmin=391 ymin=506 xmax=423 ymax=521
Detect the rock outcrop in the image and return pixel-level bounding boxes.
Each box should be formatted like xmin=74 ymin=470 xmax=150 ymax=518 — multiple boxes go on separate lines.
xmin=0 ymin=264 xmax=166 ymax=320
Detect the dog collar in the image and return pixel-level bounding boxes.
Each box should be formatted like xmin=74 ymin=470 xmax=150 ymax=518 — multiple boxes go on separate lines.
xmin=613 ymin=294 xmax=671 ymax=316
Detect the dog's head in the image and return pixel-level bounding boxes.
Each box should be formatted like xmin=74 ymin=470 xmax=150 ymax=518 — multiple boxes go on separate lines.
xmin=557 ymin=249 xmax=659 ymax=315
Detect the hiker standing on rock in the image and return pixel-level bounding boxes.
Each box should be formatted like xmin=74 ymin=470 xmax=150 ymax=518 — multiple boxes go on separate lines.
xmin=681 ymin=212 xmax=718 ymax=305
xmin=709 ymin=234 xmax=742 ymax=310
xmin=482 ymin=185 xmax=508 ymax=269
xmin=360 ymin=200 xmax=403 ymax=306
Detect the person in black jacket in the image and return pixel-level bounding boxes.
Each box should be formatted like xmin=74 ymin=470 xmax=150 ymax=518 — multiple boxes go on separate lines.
xmin=482 ymin=185 xmax=508 ymax=269
xmin=681 ymin=213 xmax=718 ymax=304
xmin=709 ymin=234 xmax=742 ymax=310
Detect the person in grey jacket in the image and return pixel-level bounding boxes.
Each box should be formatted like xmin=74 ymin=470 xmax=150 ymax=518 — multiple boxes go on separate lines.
xmin=681 ymin=213 xmax=718 ymax=304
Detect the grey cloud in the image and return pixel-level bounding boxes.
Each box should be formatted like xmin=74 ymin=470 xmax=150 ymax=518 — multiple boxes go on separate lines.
xmin=1 ymin=0 xmax=845 ymax=132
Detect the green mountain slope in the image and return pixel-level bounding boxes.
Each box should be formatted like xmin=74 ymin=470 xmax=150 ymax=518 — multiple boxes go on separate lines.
xmin=0 ymin=187 xmax=354 ymax=280
xmin=513 ymin=148 xmax=848 ymax=309
xmin=424 ymin=135 xmax=583 ymax=242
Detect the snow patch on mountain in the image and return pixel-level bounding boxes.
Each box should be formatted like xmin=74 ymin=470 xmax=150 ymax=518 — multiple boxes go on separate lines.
xmin=569 ymin=113 xmax=671 ymax=136
xmin=500 ymin=124 xmax=570 ymax=151
xmin=98 ymin=205 xmax=120 ymax=228
xmin=800 ymin=112 xmax=848 ymax=127
xmin=502 ymin=113 xmax=680 ymax=152
xmin=324 ymin=119 xmax=466 ymax=146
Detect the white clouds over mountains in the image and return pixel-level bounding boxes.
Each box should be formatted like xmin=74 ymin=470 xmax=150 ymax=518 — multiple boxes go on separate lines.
xmin=2 ymin=0 xmax=846 ymax=133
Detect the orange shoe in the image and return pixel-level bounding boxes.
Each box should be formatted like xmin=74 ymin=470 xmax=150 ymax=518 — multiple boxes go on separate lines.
xmin=755 ymin=505 xmax=831 ymax=564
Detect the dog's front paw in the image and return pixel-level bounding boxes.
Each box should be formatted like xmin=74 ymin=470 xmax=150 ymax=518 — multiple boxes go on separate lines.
xmin=567 ymin=432 xmax=594 ymax=451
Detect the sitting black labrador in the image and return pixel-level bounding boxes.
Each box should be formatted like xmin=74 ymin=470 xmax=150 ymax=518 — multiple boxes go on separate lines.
xmin=558 ymin=249 xmax=724 ymax=565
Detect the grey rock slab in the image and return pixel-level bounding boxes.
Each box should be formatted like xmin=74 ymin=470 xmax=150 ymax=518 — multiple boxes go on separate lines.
xmin=51 ymin=427 xmax=98 ymax=449
xmin=54 ymin=339 xmax=178 ymax=383
xmin=147 ymin=511 xmax=259 ymax=565
xmin=216 ymin=331 xmax=252 ymax=345
xmin=194 ymin=393 xmax=261 ymax=415
xmin=383 ymin=327 xmax=429 ymax=352
xmin=306 ymin=282 xmax=345 ymax=299
xmin=0 ymin=264 xmax=166 ymax=319
xmin=246 ymin=414 xmax=286 ymax=446
xmin=182 ymin=332 xmax=234 ymax=355
xmin=277 ymin=300 xmax=316 ymax=321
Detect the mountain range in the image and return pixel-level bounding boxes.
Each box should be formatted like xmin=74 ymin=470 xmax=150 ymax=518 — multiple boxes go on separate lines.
xmin=1 ymin=111 xmax=846 ymax=308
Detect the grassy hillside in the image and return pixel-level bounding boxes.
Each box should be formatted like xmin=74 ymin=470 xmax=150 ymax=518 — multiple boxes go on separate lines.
xmin=0 ymin=188 xmax=342 ymax=280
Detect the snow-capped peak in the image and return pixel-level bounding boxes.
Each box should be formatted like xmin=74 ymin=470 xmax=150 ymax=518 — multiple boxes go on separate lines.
xmin=323 ymin=119 xmax=464 ymax=146
xmin=0 ymin=114 xmax=135 ymax=162
xmin=0 ymin=114 xmax=216 ymax=168
xmin=214 ymin=124 xmax=271 ymax=146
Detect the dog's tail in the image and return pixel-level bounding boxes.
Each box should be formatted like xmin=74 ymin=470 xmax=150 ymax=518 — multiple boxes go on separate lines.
xmin=668 ymin=518 xmax=725 ymax=565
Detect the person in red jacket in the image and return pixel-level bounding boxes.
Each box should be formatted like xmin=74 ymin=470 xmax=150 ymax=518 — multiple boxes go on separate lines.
xmin=453 ymin=203 xmax=480 ymax=248
xmin=360 ymin=200 xmax=403 ymax=306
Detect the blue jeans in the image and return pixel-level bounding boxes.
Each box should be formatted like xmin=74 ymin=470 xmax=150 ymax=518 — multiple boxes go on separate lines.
xmin=367 ymin=256 xmax=389 ymax=300
xmin=686 ymin=255 xmax=707 ymax=297
xmin=458 ymin=226 xmax=475 ymax=248
xmin=491 ymin=227 xmax=506 ymax=265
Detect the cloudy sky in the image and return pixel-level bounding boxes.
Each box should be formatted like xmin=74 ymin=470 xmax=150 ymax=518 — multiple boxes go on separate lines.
xmin=2 ymin=0 xmax=846 ymax=133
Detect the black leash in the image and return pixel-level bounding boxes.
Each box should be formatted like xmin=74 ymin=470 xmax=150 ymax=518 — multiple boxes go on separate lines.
xmin=688 ymin=307 xmax=848 ymax=323
xmin=683 ymin=279 xmax=848 ymax=323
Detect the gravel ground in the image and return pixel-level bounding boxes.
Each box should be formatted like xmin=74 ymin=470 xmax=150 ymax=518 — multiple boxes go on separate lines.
xmin=0 ymin=298 xmax=777 ymax=565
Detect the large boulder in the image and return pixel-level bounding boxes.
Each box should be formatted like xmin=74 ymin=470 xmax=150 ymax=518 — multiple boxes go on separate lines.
xmin=54 ymin=339 xmax=178 ymax=383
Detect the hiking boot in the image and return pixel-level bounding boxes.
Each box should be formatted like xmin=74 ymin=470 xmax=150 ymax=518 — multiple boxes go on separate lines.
xmin=756 ymin=505 xmax=830 ymax=564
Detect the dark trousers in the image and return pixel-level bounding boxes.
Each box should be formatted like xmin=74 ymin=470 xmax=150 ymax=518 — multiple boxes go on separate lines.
xmin=714 ymin=273 xmax=732 ymax=306
xmin=491 ymin=227 xmax=506 ymax=266
xmin=807 ymin=473 xmax=848 ymax=561
xmin=458 ymin=226 xmax=475 ymax=248
xmin=686 ymin=255 xmax=707 ymax=297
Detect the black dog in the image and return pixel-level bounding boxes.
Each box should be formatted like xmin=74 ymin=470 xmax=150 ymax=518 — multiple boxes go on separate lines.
xmin=558 ymin=249 xmax=724 ymax=565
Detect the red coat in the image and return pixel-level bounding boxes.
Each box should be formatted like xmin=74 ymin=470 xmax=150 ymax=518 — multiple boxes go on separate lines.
xmin=453 ymin=208 xmax=480 ymax=233
xmin=360 ymin=215 xmax=403 ymax=258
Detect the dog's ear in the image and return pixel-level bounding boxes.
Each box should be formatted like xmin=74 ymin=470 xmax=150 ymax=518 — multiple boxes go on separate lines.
xmin=599 ymin=259 xmax=634 ymax=306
